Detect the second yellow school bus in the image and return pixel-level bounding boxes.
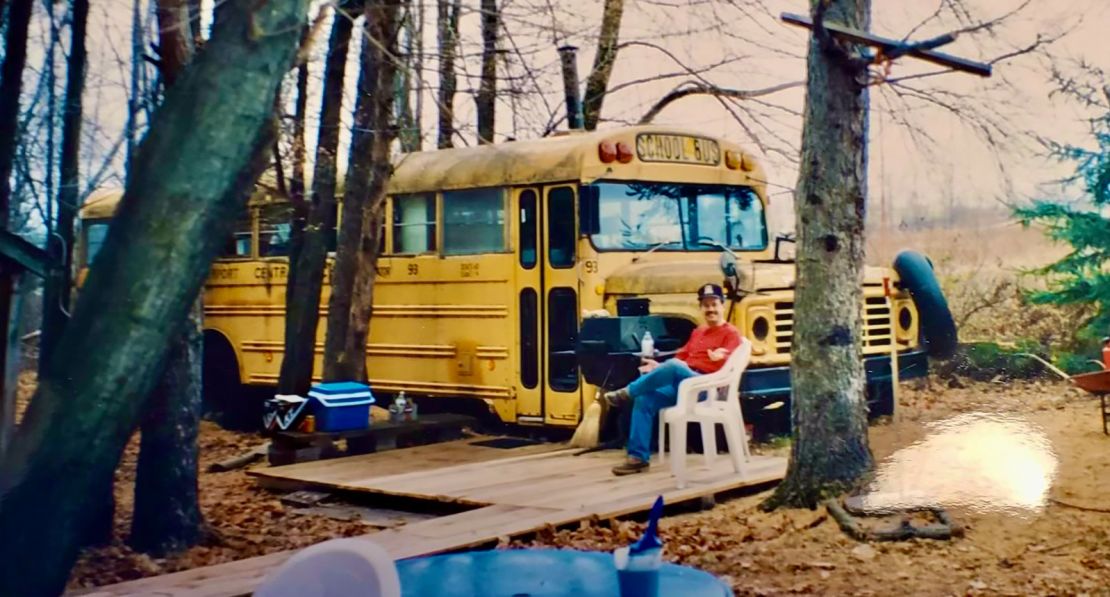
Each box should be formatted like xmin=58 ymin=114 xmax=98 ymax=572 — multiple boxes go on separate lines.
xmin=78 ymin=125 xmax=953 ymax=429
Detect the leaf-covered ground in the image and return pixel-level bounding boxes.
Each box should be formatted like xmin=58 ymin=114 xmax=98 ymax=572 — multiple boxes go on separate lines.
xmin=59 ymin=376 xmax=1110 ymax=594
xmin=517 ymin=379 xmax=1110 ymax=596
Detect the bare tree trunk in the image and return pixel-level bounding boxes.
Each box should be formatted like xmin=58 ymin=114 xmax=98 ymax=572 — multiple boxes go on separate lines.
xmin=323 ymin=0 xmax=401 ymax=382
xmin=476 ymin=0 xmax=498 ymax=144
xmin=38 ymin=0 xmax=108 ymax=548
xmin=130 ymin=309 xmax=203 ymax=554
xmin=187 ymin=0 xmax=203 ymax=42
xmin=0 ymin=1 xmax=307 ymax=592
xmin=0 ymin=0 xmax=34 ymax=224
xmin=413 ymin=0 xmax=424 ymax=147
xmin=277 ymin=27 xmax=312 ymax=387
xmin=0 ymin=0 xmax=35 ymax=542
xmin=395 ymin=0 xmax=421 ymax=152
xmin=279 ymin=6 xmax=355 ymax=395
xmin=126 ymin=0 xmax=207 ymax=557
xmin=581 ymin=0 xmax=624 ymax=131
xmin=436 ymin=0 xmax=460 ymax=148
xmin=126 ymin=0 xmax=144 ymax=176
xmin=764 ymin=0 xmax=873 ymax=511
xmin=290 ymin=50 xmax=308 ymax=208
xmin=40 ymin=0 xmax=90 ymax=382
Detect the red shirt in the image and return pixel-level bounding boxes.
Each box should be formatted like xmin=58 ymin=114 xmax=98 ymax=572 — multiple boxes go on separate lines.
xmin=677 ymin=323 xmax=742 ymax=373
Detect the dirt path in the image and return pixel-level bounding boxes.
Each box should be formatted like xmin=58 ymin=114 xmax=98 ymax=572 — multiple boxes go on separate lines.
xmin=63 ymin=378 xmax=1110 ymax=594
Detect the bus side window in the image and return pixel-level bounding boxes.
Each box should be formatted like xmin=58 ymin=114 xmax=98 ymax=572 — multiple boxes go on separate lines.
xmin=392 ymin=194 xmax=436 ymax=254
xmin=258 ymin=203 xmax=293 ymax=257
xmin=221 ymin=209 xmax=253 ymax=258
xmin=443 ymin=188 xmax=505 ymax=255
xmin=548 ymin=187 xmax=576 ymax=268
xmin=84 ymin=221 xmax=110 ymax=265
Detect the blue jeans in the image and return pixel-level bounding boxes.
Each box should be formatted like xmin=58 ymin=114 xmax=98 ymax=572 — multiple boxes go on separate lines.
xmin=625 ymin=359 xmax=699 ymax=462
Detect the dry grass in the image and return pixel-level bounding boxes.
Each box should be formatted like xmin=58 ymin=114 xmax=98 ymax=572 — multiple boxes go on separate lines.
xmin=867 ymin=222 xmax=1084 ymax=347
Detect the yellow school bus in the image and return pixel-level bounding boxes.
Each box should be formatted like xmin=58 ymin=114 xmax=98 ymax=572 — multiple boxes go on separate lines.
xmin=77 ymin=125 xmax=954 ymax=429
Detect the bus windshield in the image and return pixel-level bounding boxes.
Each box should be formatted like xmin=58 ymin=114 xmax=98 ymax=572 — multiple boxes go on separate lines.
xmin=590 ymin=182 xmax=767 ymax=252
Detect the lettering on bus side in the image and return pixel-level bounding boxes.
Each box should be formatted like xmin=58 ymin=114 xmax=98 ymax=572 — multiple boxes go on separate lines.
xmin=254 ymin=265 xmax=288 ymax=281
xmin=460 ymin=263 xmax=480 ymax=278
xmin=582 ymin=260 xmax=598 ymax=274
xmin=210 ymin=266 xmax=237 ymax=281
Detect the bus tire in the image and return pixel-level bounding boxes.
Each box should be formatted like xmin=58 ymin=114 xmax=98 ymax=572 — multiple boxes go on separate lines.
xmin=893 ymin=250 xmax=958 ymax=360
xmin=202 ymin=332 xmax=259 ymax=430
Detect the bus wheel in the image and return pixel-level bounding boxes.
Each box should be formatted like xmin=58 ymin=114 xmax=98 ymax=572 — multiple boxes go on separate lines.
xmin=202 ymin=333 xmax=260 ymax=430
xmin=893 ymin=250 xmax=958 ymax=359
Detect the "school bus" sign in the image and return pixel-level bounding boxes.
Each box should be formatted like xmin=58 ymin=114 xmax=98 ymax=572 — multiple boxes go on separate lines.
xmin=635 ymin=134 xmax=721 ymax=166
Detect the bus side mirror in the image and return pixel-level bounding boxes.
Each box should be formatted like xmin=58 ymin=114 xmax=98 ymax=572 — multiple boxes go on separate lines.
xmin=579 ymin=186 xmax=600 ymax=235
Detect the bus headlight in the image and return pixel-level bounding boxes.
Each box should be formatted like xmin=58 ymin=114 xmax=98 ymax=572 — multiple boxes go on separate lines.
xmin=746 ymin=306 xmax=774 ymax=356
xmin=752 ymin=315 xmax=770 ymax=342
xmin=894 ymin=299 xmax=918 ymax=345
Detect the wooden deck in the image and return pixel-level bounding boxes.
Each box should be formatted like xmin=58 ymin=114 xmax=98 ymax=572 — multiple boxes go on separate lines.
xmin=75 ymin=441 xmax=786 ymax=597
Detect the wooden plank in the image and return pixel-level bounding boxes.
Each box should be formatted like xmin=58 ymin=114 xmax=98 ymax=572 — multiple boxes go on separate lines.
xmin=249 ymin=437 xmax=562 ymax=492
xmin=780 ymin=12 xmax=992 ymax=77
xmin=76 ymin=446 xmax=786 ymax=597
xmin=382 ymin=451 xmax=610 ymax=495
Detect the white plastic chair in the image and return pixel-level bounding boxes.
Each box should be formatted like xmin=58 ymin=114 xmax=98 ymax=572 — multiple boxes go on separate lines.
xmin=254 ymin=538 xmax=401 ymax=597
xmin=658 ymin=338 xmax=753 ymax=488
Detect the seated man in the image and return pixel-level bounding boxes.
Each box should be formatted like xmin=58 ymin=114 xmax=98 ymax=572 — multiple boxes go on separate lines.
xmin=604 ymin=283 xmax=742 ymax=476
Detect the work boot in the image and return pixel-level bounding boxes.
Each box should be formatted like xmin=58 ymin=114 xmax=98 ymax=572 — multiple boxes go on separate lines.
xmin=612 ymin=456 xmax=649 ymax=476
xmin=603 ymin=388 xmax=631 ymax=409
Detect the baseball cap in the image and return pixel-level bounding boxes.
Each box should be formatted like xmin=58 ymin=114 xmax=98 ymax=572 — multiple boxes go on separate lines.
xmin=697 ymin=283 xmax=724 ymax=302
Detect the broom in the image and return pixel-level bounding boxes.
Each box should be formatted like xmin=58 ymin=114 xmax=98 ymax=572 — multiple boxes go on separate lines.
xmin=569 ymin=390 xmax=604 ymax=448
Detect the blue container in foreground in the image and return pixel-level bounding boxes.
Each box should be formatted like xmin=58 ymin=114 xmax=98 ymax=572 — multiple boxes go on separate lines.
xmin=307 ymin=382 xmax=375 ymax=432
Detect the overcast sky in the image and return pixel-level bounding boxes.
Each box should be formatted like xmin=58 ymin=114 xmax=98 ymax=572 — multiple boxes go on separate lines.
xmin=45 ymin=0 xmax=1110 ymax=234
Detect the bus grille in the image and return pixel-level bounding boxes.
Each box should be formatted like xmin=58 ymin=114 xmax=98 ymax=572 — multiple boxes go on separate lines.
xmin=772 ymin=296 xmax=893 ymax=354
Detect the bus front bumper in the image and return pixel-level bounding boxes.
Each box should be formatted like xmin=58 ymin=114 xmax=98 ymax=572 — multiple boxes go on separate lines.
xmin=740 ymin=348 xmax=929 ymax=421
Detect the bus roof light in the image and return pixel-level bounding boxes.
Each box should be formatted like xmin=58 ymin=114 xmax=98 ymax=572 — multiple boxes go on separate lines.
xmin=725 ymin=150 xmax=741 ymax=170
xmin=615 ymin=141 xmax=634 ymax=163
xmin=598 ymin=141 xmax=617 ymax=163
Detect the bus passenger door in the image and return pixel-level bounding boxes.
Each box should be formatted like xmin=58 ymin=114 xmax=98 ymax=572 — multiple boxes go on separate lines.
xmin=514 ymin=188 xmax=543 ymax=421
xmin=542 ymin=185 xmax=581 ymax=424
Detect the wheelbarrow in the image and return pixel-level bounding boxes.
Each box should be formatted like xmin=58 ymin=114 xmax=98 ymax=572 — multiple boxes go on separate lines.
xmin=1021 ymin=337 xmax=1110 ymax=435
xmin=1072 ymin=369 xmax=1110 ymax=436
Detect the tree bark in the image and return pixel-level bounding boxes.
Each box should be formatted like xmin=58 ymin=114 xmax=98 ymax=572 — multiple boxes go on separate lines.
xmin=155 ymin=0 xmax=196 ymax=87
xmin=395 ymin=0 xmax=420 ymax=152
xmin=764 ymin=0 xmax=874 ymax=510
xmin=37 ymin=0 xmax=111 ymax=548
xmin=476 ymin=0 xmax=498 ymax=144
xmin=0 ymin=1 xmax=307 ymax=592
xmin=129 ymin=309 xmax=203 ymax=555
xmin=323 ymin=0 xmax=401 ymax=382
xmin=279 ymin=6 xmax=355 ymax=395
xmin=582 ymin=0 xmax=624 ymax=131
xmin=40 ymin=0 xmax=90 ymax=377
xmin=187 ymin=0 xmax=203 ymax=43
xmin=277 ymin=27 xmax=312 ymax=387
xmin=125 ymin=0 xmax=207 ymax=557
xmin=0 ymin=0 xmax=34 ymax=224
xmin=0 ymin=0 xmax=36 ymax=544
xmin=436 ymin=0 xmax=461 ymax=148
xmin=126 ymin=0 xmax=144 ymax=176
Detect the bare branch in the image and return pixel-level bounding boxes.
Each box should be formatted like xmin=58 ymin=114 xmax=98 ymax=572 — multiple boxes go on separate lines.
xmin=638 ymin=80 xmax=804 ymax=124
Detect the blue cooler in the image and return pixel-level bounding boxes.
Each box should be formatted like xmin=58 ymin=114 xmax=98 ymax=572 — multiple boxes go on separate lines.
xmin=307 ymin=382 xmax=375 ymax=432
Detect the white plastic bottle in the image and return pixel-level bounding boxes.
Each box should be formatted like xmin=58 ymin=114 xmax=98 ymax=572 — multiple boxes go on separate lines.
xmin=640 ymin=331 xmax=654 ymax=358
